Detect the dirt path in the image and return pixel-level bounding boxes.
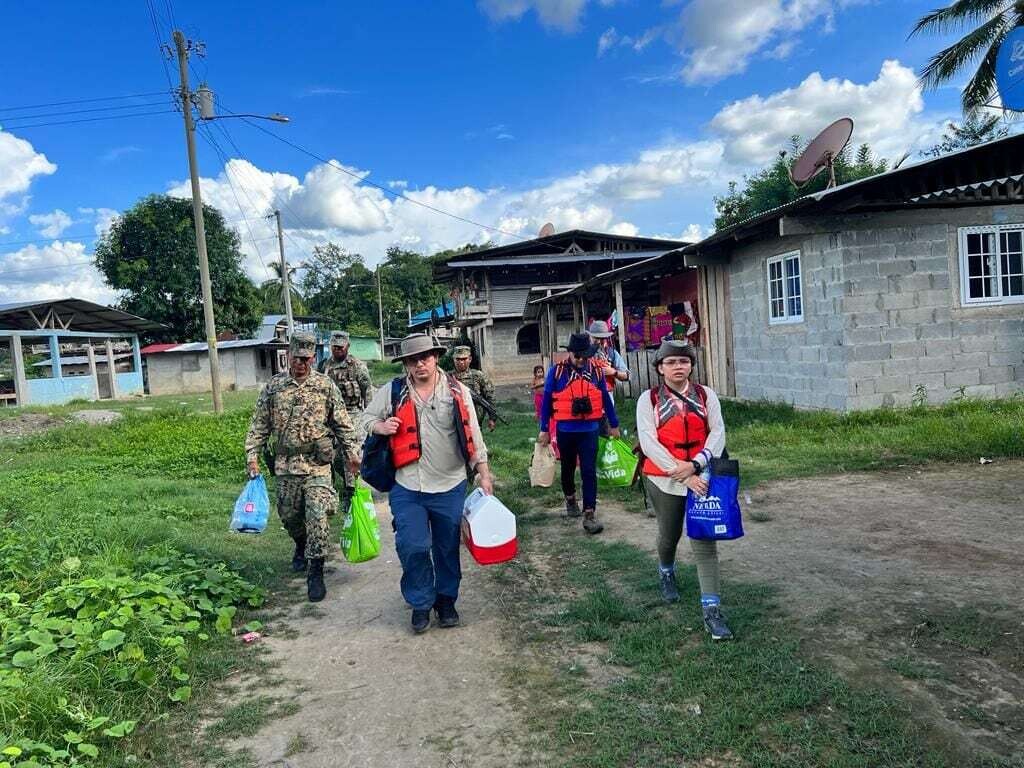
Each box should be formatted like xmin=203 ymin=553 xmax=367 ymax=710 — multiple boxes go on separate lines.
xmin=598 ymin=460 xmax=1024 ymax=760
xmin=233 ymin=496 xmax=536 ymax=768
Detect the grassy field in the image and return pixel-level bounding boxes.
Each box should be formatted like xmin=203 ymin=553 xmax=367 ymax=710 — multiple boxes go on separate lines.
xmin=0 ymin=387 xmax=1021 ymax=766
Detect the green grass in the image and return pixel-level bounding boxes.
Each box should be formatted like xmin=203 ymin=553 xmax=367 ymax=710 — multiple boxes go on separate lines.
xmin=487 ymin=396 xmax=1024 ymax=768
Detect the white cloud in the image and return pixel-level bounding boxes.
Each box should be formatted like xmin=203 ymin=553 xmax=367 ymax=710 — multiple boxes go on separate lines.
xmin=477 ymin=0 xmax=590 ymax=31
xmin=710 ymin=60 xmax=934 ymax=166
xmin=388 ymin=179 xmax=409 ymax=189
xmin=0 ymin=131 xmax=57 ymax=200
xmin=0 ymin=240 xmax=116 ymax=305
xmin=598 ymin=27 xmax=620 ymax=56
xmin=29 ymin=209 xmax=73 ymax=238
xmin=101 ymin=145 xmax=142 ymax=163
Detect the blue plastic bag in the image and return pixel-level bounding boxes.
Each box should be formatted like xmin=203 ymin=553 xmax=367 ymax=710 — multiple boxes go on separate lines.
xmin=685 ymin=458 xmax=744 ymax=541
xmin=230 ymin=475 xmax=270 ymax=534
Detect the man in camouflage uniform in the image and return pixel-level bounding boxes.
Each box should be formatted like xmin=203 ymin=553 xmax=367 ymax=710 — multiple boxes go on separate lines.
xmin=245 ymin=331 xmax=360 ymax=602
xmin=452 ymin=345 xmax=496 ymax=431
xmin=318 ymin=330 xmax=373 ymax=513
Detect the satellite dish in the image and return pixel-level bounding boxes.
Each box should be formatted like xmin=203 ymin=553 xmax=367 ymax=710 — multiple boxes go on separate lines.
xmin=789 ymin=117 xmax=854 ymax=189
xmin=538 ymin=222 xmax=555 ymax=238
xmin=996 ymin=27 xmax=1024 ymax=111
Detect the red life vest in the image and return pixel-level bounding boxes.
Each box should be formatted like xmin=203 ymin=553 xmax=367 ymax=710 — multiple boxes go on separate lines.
xmin=641 ymin=384 xmax=709 ymax=477
xmin=390 ymin=374 xmax=477 ymax=469
xmin=550 ymin=362 xmax=605 ymax=422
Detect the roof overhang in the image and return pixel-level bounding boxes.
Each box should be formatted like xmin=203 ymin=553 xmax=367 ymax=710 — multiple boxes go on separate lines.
xmin=0 ymin=298 xmax=165 ymax=333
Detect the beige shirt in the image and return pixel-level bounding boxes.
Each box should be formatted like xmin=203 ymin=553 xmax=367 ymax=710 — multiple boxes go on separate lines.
xmin=636 ymin=383 xmax=726 ymax=497
xmin=361 ymin=373 xmax=489 ymax=494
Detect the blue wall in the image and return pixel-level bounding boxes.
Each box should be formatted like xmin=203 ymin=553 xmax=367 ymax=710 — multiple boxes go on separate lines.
xmin=116 ymin=371 xmax=143 ymax=396
xmin=27 ymin=376 xmax=95 ymax=405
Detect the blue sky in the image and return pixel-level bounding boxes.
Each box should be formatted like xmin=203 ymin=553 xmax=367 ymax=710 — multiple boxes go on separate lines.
xmin=0 ymin=1 xmax=975 ymax=304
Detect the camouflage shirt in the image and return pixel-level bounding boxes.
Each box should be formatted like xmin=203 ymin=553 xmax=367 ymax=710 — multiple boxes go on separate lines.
xmin=319 ymin=355 xmax=372 ymax=412
xmin=453 ymin=367 xmax=495 ymax=419
xmin=245 ymin=371 xmax=359 ymax=477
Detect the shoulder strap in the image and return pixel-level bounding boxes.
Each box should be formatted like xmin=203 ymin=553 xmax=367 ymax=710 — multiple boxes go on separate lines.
xmin=389 ymin=376 xmax=404 ymax=416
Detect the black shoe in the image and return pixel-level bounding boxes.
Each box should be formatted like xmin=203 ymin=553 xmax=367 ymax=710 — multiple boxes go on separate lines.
xmin=306 ymin=558 xmax=326 ymax=603
xmin=659 ymin=571 xmax=680 ymax=604
xmin=434 ymin=595 xmax=460 ymax=629
xmin=291 ymin=537 xmax=307 ymax=573
xmin=565 ymin=496 xmax=581 ymax=518
xmin=702 ymin=605 xmax=734 ymax=641
xmin=411 ymin=608 xmax=431 ymax=634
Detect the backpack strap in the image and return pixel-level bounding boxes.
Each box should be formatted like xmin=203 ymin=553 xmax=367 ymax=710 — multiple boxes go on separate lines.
xmin=389 ymin=376 xmax=404 ymax=416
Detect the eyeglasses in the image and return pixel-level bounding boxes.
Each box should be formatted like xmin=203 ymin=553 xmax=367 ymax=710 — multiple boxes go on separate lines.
xmin=405 ymin=352 xmax=434 ymax=365
xmin=660 ymin=358 xmax=692 ymax=367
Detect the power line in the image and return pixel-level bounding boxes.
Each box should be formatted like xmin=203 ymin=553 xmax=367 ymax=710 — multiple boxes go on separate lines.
xmin=0 ymin=231 xmax=104 ymax=248
xmin=4 ymin=109 xmax=177 ymax=130
xmin=145 ymin=0 xmax=178 ymax=105
xmin=0 ymin=91 xmax=171 ymax=113
xmin=0 ymin=259 xmax=94 ymax=277
xmin=0 ymin=99 xmax=173 ymax=123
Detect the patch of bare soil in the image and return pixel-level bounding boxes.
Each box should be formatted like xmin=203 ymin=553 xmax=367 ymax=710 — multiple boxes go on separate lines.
xmin=594 ymin=461 xmax=1024 ymax=762
xmin=0 ymin=412 xmax=65 ymax=439
xmin=222 ymin=498 xmax=542 ymax=768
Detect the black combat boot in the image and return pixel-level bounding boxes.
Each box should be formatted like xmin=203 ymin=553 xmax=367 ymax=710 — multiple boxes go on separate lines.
xmin=434 ymin=595 xmax=460 ymax=629
xmin=306 ymin=558 xmax=326 ymax=602
xmin=291 ymin=536 xmax=307 ymax=573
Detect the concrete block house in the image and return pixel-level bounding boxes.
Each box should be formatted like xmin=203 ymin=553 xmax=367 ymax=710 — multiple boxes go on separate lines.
xmin=668 ymin=134 xmax=1024 ymax=410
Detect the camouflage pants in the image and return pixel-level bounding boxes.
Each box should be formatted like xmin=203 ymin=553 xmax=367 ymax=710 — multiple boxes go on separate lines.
xmin=334 ymin=408 xmax=362 ymax=512
xmin=275 ymin=474 xmax=338 ymax=560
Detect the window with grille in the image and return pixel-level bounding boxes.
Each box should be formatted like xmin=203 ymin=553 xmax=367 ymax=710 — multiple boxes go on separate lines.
xmin=959 ymin=225 xmax=1024 ymax=305
xmin=766 ymin=251 xmax=803 ymax=324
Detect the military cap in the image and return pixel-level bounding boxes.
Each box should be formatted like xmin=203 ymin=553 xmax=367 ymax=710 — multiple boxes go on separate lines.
xmin=329 ymin=330 xmax=350 ymax=347
xmin=289 ymin=330 xmax=317 ymax=358
xmin=453 ymin=345 xmax=472 ymax=359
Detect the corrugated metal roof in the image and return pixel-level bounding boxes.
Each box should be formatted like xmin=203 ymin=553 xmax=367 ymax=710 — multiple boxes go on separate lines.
xmin=0 ymin=298 xmax=164 ymax=332
xmin=161 ymin=339 xmax=273 ymax=354
xmin=446 ymin=249 xmax=671 ymax=268
xmin=491 ymin=288 xmax=531 ymax=316
xmin=409 ymin=300 xmax=455 ymax=328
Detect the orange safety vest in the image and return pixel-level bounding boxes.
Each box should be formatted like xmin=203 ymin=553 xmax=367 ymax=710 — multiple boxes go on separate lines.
xmin=550 ymin=362 xmax=605 ymax=422
xmin=390 ymin=374 xmax=477 ymax=469
xmin=641 ymin=384 xmax=709 ymax=477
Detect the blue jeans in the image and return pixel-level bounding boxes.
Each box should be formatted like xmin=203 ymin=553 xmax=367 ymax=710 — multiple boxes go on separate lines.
xmin=556 ymin=428 xmax=598 ymax=509
xmin=389 ymin=481 xmax=467 ymax=611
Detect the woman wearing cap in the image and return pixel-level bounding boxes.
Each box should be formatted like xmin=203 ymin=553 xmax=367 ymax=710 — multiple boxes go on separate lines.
xmin=538 ymin=333 xmax=620 ymax=535
xmin=637 ymin=340 xmax=733 ymax=640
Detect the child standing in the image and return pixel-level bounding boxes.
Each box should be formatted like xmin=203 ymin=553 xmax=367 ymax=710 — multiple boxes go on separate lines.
xmin=531 ymin=364 xmax=545 ymax=420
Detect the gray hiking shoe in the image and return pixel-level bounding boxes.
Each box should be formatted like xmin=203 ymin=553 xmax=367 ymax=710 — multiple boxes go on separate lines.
xmin=582 ymin=509 xmax=604 ymax=534
xmin=565 ymin=496 xmax=582 ymax=518
xmin=659 ymin=571 xmax=680 ymax=603
xmin=702 ymin=605 xmax=734 ymax=641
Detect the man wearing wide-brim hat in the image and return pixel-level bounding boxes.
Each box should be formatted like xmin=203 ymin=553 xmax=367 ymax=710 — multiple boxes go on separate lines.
xmin=538 ymin=332 xmax=620 ymax=535
xmin=362 ymin=333 xmax=494 ymax=634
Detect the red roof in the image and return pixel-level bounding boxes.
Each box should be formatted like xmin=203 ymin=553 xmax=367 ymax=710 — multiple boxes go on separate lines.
xmin=140 ymin=343 xmax=180 ymax=355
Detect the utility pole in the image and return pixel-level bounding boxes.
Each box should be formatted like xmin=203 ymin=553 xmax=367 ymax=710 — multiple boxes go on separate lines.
xmin=272 ymin=210 xmax=294 ymax=335
xmin=173 ymin=30 xmax=223 ymax=414
xmin=376 ymin=265 xmax=385 ymax=361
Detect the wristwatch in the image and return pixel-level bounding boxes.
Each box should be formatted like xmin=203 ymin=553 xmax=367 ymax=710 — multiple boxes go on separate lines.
xmin=690 ymin=460 xmax=702 ymax=475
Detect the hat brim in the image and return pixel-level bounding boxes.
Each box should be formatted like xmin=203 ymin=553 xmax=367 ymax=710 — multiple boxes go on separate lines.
xmin=560 ymin=344 xmax=597 ymax=358
xmin=392 ymin=344 xmax=447 ymax=363
xmin=589 ymin=331 xmax=613 ymax=339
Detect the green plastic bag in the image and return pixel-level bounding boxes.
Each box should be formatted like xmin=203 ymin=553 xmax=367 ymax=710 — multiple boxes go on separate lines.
xmin=341 ymin=479 xmax=381 ymax=563
xmin=596 ymin=436 xmax=639 ymax=488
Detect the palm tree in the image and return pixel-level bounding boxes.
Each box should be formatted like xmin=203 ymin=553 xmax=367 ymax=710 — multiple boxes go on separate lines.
xmin=911 ymin=0 xmax=1024 ymax=114
xmin=260 ymin=261 xmax=307 ymax=315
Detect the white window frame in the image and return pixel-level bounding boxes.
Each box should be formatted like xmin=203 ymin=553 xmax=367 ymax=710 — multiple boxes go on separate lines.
xmin=958 ymin=224 xmax=1024 ymax=307
xmin=766 ymin=250 xmax=804 ymax=325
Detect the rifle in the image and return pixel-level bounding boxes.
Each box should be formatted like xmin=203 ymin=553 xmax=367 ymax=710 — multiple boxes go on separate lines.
xmin=472 ymin=393 xmax=508 ymax=425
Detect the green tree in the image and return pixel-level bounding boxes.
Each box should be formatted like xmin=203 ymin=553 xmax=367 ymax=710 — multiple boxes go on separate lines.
xmin=911 ymin=1 xmax=1023 ymax=114
xmin=94 ymin=195 xmax=261 ymax=343
xmin=259 ymin=261 xmax=308 ymax=316
xmin=300 ymin=243 xmax=379 ymax=335
xmin=713 ymin=140 xmax=888 ymax=230
xmin=921 ymin=114 xmax=1009 ymax=157
xmin=378 ymin=246 xmax=450 ymax=336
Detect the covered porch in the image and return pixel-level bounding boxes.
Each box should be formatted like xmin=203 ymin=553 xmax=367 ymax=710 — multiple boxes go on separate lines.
xmin=0 ymin=298 xmax=163 ymax=407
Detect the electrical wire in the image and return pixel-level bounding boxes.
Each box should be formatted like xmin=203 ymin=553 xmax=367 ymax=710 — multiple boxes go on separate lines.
xmin=2 ymin=109 xmax=178 ymax=130
xmin=0 ymin=91 xmax=172 ymax=114
xmin=0 ymin=259 xmax=95 ymax=277
xmin=0 ymin=100 xmax=174 ymax=123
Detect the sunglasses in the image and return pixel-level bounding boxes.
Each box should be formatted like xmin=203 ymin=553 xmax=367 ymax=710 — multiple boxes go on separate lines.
xmin=405 ymin=352 xmax=435 ymax=365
